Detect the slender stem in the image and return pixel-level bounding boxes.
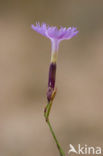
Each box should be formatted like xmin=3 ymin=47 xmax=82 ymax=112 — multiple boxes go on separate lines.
xmin=46 ymin=89 xmax=57 ymax=120
xmin=47 ymin=119 xmax=65 ymax=156
xmin=44 ymin=102 xmax=65 ymax=156
xmin=46 ymin=101 xmax=52 ymax=121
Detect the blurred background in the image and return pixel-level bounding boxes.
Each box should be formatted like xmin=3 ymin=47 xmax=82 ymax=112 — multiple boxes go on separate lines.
xmin=0 ymin=0 xmax=103 ymax=156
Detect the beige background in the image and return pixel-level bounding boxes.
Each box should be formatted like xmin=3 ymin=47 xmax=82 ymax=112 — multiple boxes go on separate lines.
xmin=0 ymin=0 xmax=103 ymax=156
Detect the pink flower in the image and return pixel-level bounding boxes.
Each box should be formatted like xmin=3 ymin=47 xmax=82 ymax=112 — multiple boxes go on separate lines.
xmin=31 ymin=22 xmax=78 ymax=52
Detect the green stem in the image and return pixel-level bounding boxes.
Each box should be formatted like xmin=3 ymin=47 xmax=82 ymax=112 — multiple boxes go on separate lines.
xmin=47 ymin=119 xmax=65 ymax=156
xmin=44 ymin=102 xmax=65 ymax=156
xmin=46 ymin=101 xmax=52 ymax=121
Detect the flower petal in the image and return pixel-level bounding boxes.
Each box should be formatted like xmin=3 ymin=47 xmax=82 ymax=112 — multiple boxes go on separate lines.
xmin=31 ymin=22 xmax=79 ymax=41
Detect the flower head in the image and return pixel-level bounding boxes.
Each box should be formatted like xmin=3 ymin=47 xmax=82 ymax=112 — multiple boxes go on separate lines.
xmin=31 ymin=22 xmax=78 ymax=62
xmin=31 ymin=22 xmax=78 ymax=103
xmin=32 ymin=22 xmax=78 ymax=41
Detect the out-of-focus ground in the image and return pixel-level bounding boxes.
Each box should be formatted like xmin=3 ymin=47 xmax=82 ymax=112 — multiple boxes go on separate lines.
xmin=0 ymin=0 xmax=103 ymax=156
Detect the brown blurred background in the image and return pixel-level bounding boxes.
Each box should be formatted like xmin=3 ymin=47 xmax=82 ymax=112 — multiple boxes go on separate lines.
xmin=0 ymin=0 xmax=103 ymax=156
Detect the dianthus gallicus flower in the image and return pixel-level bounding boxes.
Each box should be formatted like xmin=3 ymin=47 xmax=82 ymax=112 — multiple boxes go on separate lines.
xmin=31 ymin=22 xmax=78 ymax=156
xmin=32 ymin=22 xmax=78 ymax=101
